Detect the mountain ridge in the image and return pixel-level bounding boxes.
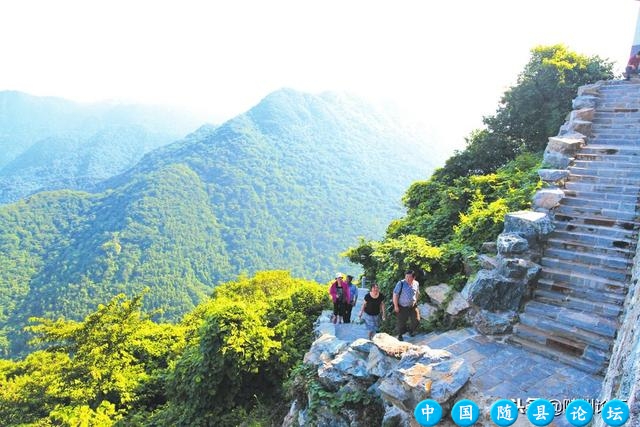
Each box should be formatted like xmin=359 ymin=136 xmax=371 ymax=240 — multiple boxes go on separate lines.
xmin=0 ymin=90 xmax=206 ymax=203
xmin=0 ymin=87 xmax=449 ymax=356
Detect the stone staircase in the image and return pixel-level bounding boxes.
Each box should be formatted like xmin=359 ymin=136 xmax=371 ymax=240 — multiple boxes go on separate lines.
xmin=511 ymin=80 xmax=640 ymax=374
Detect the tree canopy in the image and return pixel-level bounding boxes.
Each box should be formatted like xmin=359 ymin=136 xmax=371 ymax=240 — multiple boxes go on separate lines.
xmin=435 ymin=44 xmax=613 ymax=183
xmin=0 ymin=271 xmax=327 ymax=426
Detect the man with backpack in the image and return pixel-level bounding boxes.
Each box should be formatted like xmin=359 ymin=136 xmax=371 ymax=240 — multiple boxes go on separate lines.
xmin=329 ymin=273 xmax=350 ymax=324
xmin=392 ymin=270 xmax=420 ymax=341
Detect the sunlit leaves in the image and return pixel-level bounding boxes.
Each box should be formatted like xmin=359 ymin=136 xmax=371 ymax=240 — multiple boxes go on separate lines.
xmin=157 ymin=271 xmax=326 ymax=426
xmin=0 ymin=293 xmax=185 ymax=426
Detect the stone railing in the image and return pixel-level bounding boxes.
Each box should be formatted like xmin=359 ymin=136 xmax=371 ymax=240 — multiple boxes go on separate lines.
xmin=534 ymin=82 xmax=599 ymax=209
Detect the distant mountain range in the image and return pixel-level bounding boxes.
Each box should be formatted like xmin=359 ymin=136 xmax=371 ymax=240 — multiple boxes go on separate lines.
xmin=0 ymin=88 xmax=449 ymax=356
xmin=0 ymin=91 xmax=205 ymax=203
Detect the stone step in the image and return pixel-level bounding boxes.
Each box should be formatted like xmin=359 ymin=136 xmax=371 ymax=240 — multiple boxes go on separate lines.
xmin=546 ymin=237 xmax=636 ymax=258
xmin=536 ymin=277 xmax=627 ymax=305
xmin=520 ymin=301 xmax=617 ymax=341
xmin=592 ymin=112 xmax=640 ymax=118
xmin=562 ymin=188 xmax=639 ymax=203
xmin=543 ymin=246 xmax=632 ymax=270
xmin=552 ymin=217 xmax=638 ymax=236
xmin=559 ymin=195 xmax=639 ymax=212
xmin=567 ymin=170 xmax=640 ymax=185
xmin=544 ymin=242 xmax=633 ymax=271
xmin=598 ymin=83 xmax=640 ymax=90
xmin=589 ymin=134 xmax=640 ymax=145
xmin=599 ymin=80 xmax=640 ymax=88
xmin=540 ymin=267 xmax=629 ymax=295
xmin=596 ymin=101 xmax=640 ymax=106
xmin=591 ymin=119 xmax=640 ymax=126
xmin=553 ymin=211 xmax=640 ymax=230
xmin=516 ymin=313 xmax=611 ymax=364
xmin=514 ymin=318 xmax=610 ymax=369
xmin=540 ymin=258 xmax=630 ymax=282
xmin=597 ymin=93 xmax=640 ymax=100
xmin=591 ymin=123 xmax=640 ymax=133
xmin=533 ymin=288 xmax=624 ymax=318
xmin=594 ymin=98 xmax=640 ymax=106
xmin=566 ymin=173 xmax=640 ymax=186
xmin=579 ymin=145 xmax=640 ymax=156
xmin=593 ymin=113 xmax=640 ymax=119
xmin=572 ymin=159 xmax=640 ymax=170
xmin=575 ymin=152 xmax=640 ymax=163
xmin=588 ymin=138 xmax=640 ymax=147
xmin=509 ymin=326 xmax=604 ymax=374
xmin=563 ymin=181 xmax=640 ymax=196
xmin=592 ymin=113 xmax=640 ymax=120
xmin=550 ymin=229 xmax=637 ymax=249
xmin=594 ymin=98 xmax=640 ymax=105
xmin=554 ymin=204 xmax=640 ymax=222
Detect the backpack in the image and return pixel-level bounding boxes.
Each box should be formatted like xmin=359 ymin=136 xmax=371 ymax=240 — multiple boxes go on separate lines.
xmin=335 ymin=283 xmax=345 ymax=303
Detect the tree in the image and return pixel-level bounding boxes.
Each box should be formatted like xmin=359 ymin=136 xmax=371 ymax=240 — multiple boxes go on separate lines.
xmin=0 ymin=293 xmax=185 ymax=426
xmin=436 ymin=44 xmax=613 ymax=184
xmin=153 ymin=271 xmax=327 ymax=426
xmin=486 ymin=44 xmax=613 ymax=152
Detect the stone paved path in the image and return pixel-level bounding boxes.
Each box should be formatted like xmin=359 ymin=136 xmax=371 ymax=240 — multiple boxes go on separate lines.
xmin=333 ymin=289 xmax=604 ymax=426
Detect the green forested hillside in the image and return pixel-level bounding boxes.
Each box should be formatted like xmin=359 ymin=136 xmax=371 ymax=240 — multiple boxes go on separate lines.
xmin=0 ymin=89 xmax=442 ymax=356
xmin=0 ymin=91 xmax=203 ymax=204
xmin=1 ymin=164 xmax=232 ymax=354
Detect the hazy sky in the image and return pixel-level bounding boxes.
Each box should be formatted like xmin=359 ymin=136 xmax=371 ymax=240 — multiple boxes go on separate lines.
xmin=1 ymin=0 xmax=638 ymax=152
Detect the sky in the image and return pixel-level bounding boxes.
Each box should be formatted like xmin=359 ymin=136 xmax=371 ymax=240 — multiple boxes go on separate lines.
xmin=1 ymin=0 xmax=638 ymax=153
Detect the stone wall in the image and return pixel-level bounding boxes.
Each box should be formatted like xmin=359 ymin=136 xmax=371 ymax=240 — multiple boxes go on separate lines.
xmin=595 ymin=246 xmax=640 ymax=426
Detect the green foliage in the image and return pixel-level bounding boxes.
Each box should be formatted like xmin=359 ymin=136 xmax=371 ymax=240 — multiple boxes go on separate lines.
xmin=0 ymin=293 xmax=185 ymax=426
xmin=0 ymin=164 xmax=231 ymax=356
xmin=434 ymin=129 xmax=523 ymax=184
xmin=453 ymin=153 xmax=542 ymax=247
xmin=435 ymin=44 xmax=613 ymax=184
xmin=0 ymin=273 xmax=322 ymax=426
xmin=0 ymin=45 xmax=617 ymax=426
xmin=152 ymin=271 xmax=327 ymax=426
xmin=486 ymin=44 xmax=613 ymax=151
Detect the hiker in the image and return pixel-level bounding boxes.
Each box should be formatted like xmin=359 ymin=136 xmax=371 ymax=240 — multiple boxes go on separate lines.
xmin=358 ymin=282 xmax=386 ymax=339
xmin=392 ymin=269 xmax=420 ymax=341
xmin=625 ymin=51 xmax=640 ymax=80
xmin=343 ymin=274 xmax=358 ymax=323
xmin=329 ymin=273 xmax=350 ymax=324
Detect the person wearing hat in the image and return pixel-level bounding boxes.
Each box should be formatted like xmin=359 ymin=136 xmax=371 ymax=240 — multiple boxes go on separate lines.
xmin=329 ymin=273 xmax=350 ymax=324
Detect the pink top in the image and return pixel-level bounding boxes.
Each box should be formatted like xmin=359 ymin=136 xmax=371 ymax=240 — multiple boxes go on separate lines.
xmin=329 ymin=279 xmax=351 ymax=303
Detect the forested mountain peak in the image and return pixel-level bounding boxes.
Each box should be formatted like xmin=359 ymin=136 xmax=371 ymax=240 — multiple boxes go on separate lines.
xmin=0 ymin=87 xmax=445 ymax=357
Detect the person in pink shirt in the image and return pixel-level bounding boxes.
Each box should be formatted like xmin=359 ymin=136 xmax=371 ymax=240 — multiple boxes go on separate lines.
xmin=329 ymin=273 xmax=350 ymax=324
xmin=624 ymin=51 xmax=640 ymax=80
